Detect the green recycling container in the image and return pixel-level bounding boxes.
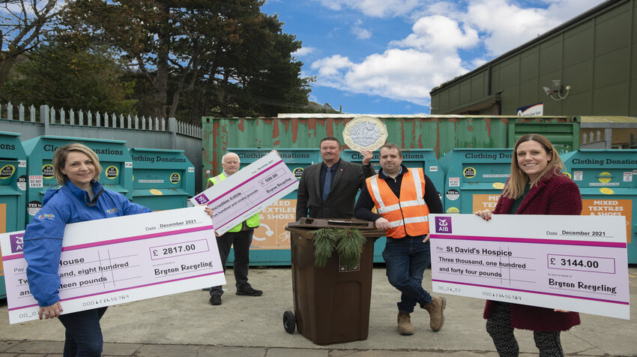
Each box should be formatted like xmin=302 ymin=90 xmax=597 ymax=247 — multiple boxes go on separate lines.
xmin=508 ymin=122 xmax=580 ymax=154
xmin=129 ymin=148 xmax=195 ymax=211
xmin=215 ymin=148 xmax=321 ymax=266
xmin=0 ymin=131 xmax=28 ymax=299
xmin=341 ymin=149 xmax=445 ymax=263
xmin=21 ymin=136 xmax=133 ymax=223
xmin=442 ymin=149 xmax=513 ymax=214
xmin=561 ymin=150 xmax=637 ymax=263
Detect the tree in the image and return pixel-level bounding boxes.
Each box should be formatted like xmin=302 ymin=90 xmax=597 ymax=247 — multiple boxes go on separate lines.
xmin=0 ymin=0 xmax=64 ymax=94
xmin=241 ymin=15 xmax=313 ymax=117
xmin=2 ymin=40 xmax=137 ymax=114
xmin=67 ymin=0 xmax=257 ymax=119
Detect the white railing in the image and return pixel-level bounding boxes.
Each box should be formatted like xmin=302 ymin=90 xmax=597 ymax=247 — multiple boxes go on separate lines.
xmin=0 ymin=102 xmax=202 ymax=138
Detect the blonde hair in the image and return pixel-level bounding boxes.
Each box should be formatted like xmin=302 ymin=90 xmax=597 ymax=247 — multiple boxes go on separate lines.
xmin=503 ymin=134 xmax=564 ymax=199
xmin=52 ymin=143 xmax=102 ymax=185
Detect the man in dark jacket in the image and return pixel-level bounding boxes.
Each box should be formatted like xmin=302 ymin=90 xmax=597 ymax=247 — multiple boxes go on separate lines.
xmin=296 ymin=137 xmax=374 ymax=220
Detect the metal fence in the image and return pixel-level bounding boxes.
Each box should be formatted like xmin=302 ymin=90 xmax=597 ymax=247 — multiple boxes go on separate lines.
xmin=1 ymin=102 xmax=204 ymax=189
xmin=0 ymin=102 xmax=202 ymax=138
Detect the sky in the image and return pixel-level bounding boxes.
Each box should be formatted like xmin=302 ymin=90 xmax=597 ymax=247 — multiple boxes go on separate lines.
xmin=262 ymin=0 xmax=607 ymax=115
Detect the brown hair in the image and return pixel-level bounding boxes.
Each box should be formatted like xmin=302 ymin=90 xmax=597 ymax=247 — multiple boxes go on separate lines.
xmin=320 ymin=136 xmax=341 ymax=147
xmin=52 ymin=143 xmax=102 ymax=186
xmin=379 ymin=143 xmax=402 ymax=157
xmin=503 ymin=134 xmax=564 ymax=199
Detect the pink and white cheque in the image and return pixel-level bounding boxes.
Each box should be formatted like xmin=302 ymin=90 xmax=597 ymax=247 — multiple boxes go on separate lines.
xmin=429 ymin=214 xmax=630 ymax=319
xmin=191 ymin=151 xmax=299 ymax=235
xmin=0 ymin=207 xmax=223 ymax=324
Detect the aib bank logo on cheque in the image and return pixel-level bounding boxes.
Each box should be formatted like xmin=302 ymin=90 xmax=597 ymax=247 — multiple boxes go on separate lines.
xmin=10 ymin=233 xmax=24 ymax=254
xmin=435 ymin=217 xmax=452 ymax=234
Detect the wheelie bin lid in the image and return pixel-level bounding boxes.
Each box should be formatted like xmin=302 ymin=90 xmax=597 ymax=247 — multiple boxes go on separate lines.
xmin=287 ymin=218 xmax=385 ymax=237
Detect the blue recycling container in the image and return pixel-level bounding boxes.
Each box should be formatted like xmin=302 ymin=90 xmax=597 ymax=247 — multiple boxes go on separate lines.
xmin=442 ymin=149 xmax=513 ymax=214
xmin=561 ymin=150 xmax=637 ymax=263
xmin=129 ymin=148 xmax=195 ymax=211
xmin=21 ymin=136 xmax=133 ymax=223
xmin=0 ymin=131 xmax=28 ymax=299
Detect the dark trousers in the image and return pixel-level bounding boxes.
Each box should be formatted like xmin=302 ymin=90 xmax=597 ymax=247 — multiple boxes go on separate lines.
xmin=486 ymin=302 xmax=564 ymax=357
xmin=210 ymin=229 xmax=254 ymax=297
xmin=58 ymin=307 xmax=108 ymax=357
xmin=382 ymin=236 xmax=433 ymax=313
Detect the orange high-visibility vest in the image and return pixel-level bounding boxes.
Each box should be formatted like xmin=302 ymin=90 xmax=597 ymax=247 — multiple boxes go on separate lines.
xmin=366 ymin=168 xmax=430 ymax=238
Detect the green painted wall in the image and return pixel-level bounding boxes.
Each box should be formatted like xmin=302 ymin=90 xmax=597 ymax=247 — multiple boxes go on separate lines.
xmin=201 ymin=116 xmax=575 ymax=190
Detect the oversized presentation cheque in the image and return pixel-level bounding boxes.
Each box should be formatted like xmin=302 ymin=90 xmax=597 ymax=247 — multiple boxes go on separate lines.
xmin=0 ymin=207 xmax=224 ymax=324
xmin=191 ymin=151 xmax=299 ymax=235
xmin=429 ymin=214 xmax=630 ymax=319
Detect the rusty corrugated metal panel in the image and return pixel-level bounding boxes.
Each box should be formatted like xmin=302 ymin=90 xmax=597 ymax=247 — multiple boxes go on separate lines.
xmin=201 ymin=115 xmax=572 ymax=189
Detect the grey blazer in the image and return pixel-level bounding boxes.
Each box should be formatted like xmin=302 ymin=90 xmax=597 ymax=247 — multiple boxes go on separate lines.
xmin=295 ymin=160 xmax=374 ymax=221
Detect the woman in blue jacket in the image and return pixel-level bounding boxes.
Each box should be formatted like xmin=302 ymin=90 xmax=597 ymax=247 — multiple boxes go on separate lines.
xmin=24 ymin=143 xmax=153 ymax=357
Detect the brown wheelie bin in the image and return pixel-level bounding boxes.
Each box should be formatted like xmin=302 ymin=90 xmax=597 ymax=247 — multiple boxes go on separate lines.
xmin=283 ymin=218 xmax=384 ymax=345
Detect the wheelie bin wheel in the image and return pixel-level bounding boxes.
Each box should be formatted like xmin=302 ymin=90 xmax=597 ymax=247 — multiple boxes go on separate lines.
xmin=283 ymin=311 xmax=296 ymax=334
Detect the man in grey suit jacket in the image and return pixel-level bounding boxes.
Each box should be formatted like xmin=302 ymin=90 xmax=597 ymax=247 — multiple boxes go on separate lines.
xmin=296 ymin=136 xmax=374 ymax=220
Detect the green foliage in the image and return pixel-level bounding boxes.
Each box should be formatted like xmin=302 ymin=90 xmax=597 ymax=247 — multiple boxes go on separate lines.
xmin=2 ymin=40 xmax=137 ymax=114
xmin=312 ymin=228 xmax=366 ymax=268
xmin=312 ymin=228 xmax=339 ymax=267
xmin=336 ymin=229 xmax=366 ymax=268
xmin=3 ymin=0 xmax=328 ymax=120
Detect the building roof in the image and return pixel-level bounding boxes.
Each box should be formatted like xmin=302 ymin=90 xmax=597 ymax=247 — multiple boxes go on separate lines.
xmin=429 ymin=0 xmax=623 ymax=95
xmin=579 ymin=116 xmax=637 ymax=128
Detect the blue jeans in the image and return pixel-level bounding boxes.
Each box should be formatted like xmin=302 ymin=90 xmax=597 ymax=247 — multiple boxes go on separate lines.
xmin=382 ymin=236 xmax=432 ymax=313
xmin=58 ymin=307 xmax=107 ymax=357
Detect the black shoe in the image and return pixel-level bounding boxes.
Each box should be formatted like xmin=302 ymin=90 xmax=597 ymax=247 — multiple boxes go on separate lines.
xmin=236 ymin=287 xmax=263 ymax=296
xmin=209 ymin=295 xmax=222 ymax=305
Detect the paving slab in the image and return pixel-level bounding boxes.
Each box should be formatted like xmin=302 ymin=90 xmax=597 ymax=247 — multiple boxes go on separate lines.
xmin=5 ymin=341 xmax=63 ymax=354
xmin=265 ymin=348 xmax=329 ymax=357
xmin=133 ymin=345 xmax=266 ymax=357
xmin=0 ymin=341 xmax=20 ymax=353
xmin=0 ymin=267 xmax=635 ymax=356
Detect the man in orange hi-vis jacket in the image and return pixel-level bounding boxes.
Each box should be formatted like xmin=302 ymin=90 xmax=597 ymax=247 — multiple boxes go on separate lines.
xmin=355 ymin=143 xmax=446 ymax=336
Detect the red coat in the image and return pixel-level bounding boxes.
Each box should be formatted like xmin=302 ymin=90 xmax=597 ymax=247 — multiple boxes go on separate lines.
xmin=483 ymin=169 xmax=583 ymax=331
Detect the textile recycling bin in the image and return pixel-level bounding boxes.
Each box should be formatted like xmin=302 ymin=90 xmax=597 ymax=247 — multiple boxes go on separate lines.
xmin=22 ymin=135 xmax=133 ymax=224
xmin=222 ymin=148 xmax=320 ymax=266
xmin=0 ymin=131 xmax=27 ymax=299
xmin=283 ymin=218 xmax=385 ymax=345
xmin=21 ymin=136 xmax=134 ymax=223
xmin=561 ymin=150 xmax=637 ymax=263
xmin=442 ymin=149 xmax=513 ymax=214
xmin=129 ymin=148 xmax=195 ymax=211
xmin=341 ymin=149 xmax=444 ymax=263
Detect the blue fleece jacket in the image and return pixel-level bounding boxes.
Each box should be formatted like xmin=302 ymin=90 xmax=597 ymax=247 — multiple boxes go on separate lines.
xmin=23 ymin=181 xmax=152 ymax=307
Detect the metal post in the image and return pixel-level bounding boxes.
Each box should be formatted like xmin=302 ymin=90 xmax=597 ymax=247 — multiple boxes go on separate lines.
xmin=169 ymin=117 xmax=178 ymax=149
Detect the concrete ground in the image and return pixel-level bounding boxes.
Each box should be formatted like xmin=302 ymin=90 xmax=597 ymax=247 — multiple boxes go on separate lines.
xmin=1 ymin=267 xmax=636 ymax=357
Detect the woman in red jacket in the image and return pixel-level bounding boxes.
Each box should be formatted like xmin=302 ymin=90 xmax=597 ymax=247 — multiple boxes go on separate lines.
xmin=475 ymin=134 xmax=582 ymax=357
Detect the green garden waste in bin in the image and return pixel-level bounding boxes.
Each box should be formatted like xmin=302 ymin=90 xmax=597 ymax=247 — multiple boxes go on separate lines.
xmin=341 ymin=149 xmax=445 ymax=263
xmin=129 ymin=148 xmax=195 ymax=211
xmin=222 ymin=148 xmax=320 ymax=266
xmin=561 ymin=150 xmax=637 ymax=263
xmin=442 ymin=149 xmax=513 ymax=214
xmin=21 ymin=136 xmax=133 ymax=223
xmin=0 ymin=131 xmax=27 ymax=299
xmin=284 ymin=218 xmax=384 ymax=345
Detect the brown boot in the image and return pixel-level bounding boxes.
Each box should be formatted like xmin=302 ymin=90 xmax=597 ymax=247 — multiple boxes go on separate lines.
xmin=397 ymin=311 xmax=414 ymax=335
xmin=421 ymin=296 xmax=446 ymax=332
